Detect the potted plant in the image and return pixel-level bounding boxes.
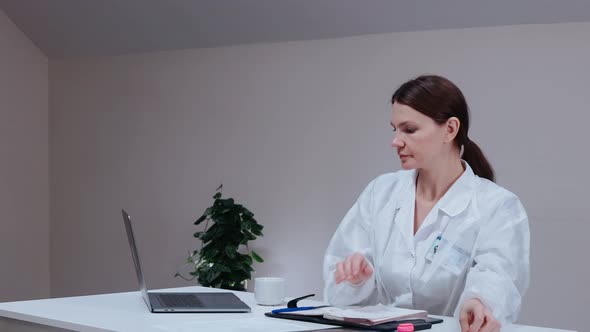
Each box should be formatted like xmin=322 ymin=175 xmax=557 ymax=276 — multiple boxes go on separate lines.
xmin=176 ymin=185 xmax=264 ymax=291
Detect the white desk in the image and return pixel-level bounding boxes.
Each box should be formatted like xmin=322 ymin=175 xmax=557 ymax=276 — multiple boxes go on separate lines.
xmin=0 ymin=286 xmax=574 ymax=332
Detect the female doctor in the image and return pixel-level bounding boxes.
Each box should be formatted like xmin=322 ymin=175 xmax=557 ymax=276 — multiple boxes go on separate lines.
xmin=323 ymin=75 xmax=529 ymax=332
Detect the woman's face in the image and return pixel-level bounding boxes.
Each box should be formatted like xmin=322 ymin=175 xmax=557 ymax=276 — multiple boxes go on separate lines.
xmin=390 ymin=102 xmax=450 ymax=170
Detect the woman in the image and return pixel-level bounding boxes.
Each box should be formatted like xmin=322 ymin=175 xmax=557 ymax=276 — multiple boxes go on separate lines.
xmin=323 ymin=75 xmax=529 ymax=332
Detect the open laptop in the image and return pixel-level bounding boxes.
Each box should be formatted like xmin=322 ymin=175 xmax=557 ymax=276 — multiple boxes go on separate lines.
xmin=121 ymin=209 xmax=251 ymax=313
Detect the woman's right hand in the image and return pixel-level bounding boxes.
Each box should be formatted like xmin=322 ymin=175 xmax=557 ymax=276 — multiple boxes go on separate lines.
xmin=334 ymin=253 xmax=374 ymax=285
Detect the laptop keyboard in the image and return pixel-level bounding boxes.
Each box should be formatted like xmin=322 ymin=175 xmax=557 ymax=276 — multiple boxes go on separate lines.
xmin=158 ymin=294 xmax=204 ymax=308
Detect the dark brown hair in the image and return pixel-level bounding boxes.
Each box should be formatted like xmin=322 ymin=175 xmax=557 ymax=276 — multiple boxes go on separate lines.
xmin=391 ymin=75 xmax=495 ymax=182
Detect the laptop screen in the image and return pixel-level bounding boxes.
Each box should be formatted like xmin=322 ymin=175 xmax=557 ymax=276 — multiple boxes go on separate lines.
xmin=121 ymin=209 xmax=151 ymax=308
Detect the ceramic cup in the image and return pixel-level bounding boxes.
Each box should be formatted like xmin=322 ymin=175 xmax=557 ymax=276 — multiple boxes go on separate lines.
xmin=254 ymin=277 xmax=285 ymax=306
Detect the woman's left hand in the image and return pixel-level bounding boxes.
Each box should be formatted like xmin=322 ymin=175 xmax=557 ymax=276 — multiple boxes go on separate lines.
xmin=459 ymin=298 xmax=501 ymax=332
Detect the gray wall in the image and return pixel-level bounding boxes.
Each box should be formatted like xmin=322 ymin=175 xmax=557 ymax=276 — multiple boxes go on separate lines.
xmin=0 ymin=9 xmax=49 ymax=301
xmin=49 ymin=22 xmax=589 ymax=331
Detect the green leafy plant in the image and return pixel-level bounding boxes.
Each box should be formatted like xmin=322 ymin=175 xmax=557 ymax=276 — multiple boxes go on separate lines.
xmin=175 ymin=184 xmax=264 ymax=290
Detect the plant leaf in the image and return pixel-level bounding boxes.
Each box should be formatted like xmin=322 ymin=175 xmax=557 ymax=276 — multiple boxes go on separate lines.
xmin=201 ymin=246 xmax=219 ymax=260
xmin=251 ymin=250 xmax=264 ymax=263
xmin=224 ymin=245 xmax=237 ymax=259
xmin=213 ymin=192 xmax=221 ymax=199
xmin=241 ymin=230 xmax=256 ymax=242
xmin=194 ymin=214 xmax=207 ymax=225
xmin=221 ymin=198 xmax=235 ymax=208
xmin=250 ymin=224 xmax=263 ymax=236
xmin=200 ymin=224 xmax=222 ymax=243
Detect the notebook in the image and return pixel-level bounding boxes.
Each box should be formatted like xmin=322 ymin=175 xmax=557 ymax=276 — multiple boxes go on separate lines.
xmin=121 ymin=209 xmax=251 ymax=313
xmin=322 ymin=304 xmax=427 ymax=326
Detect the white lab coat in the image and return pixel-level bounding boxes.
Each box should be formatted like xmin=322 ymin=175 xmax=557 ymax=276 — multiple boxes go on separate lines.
xmin=323 ymin=162 xmax=530 ymax=323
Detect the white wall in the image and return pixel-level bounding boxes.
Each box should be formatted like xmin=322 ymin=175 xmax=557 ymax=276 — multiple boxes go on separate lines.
xmin=0 ymin=9 xmax=49 ymax=301
xmin=50 ymin=22 xmax=589 ymax=331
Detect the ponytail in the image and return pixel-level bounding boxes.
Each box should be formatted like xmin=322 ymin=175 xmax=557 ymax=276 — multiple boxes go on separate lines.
xmin=462 ymin=138 xmax=495 ymax=182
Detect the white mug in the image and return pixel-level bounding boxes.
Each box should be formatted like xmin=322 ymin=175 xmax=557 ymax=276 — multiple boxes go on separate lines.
xmin=254 ymin=277 xmax=285 ymax=306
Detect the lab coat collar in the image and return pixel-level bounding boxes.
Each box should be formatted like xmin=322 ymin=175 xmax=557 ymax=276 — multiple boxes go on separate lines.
xmin=392 ymin=161 xmax=477 ymax=250
xmin=433 ymin=161 xmax=477 ymax=217
xmin=401 ymin=161 xmax=477 ymax=217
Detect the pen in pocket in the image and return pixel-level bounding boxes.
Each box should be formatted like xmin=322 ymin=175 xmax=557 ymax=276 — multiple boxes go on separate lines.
xmin=432 ymin=234 xmax=442 ymax=254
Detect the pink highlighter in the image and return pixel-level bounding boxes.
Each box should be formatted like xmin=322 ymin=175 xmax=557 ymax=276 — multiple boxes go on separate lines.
xmin=397 ymin=323 xmax=415 ymax=332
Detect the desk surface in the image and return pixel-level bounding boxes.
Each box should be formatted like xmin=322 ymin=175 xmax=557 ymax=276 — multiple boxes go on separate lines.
xmin=0 ymin=286 xmax=575 ymax=332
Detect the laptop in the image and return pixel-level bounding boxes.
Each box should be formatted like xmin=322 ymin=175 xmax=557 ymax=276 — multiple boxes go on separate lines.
xmin=121 ymin=209 xmax=251 ymax=313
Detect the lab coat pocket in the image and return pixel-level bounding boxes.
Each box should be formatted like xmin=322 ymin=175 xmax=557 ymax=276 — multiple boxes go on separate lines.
xmin=425 ymin=228 xmax=476 ymax=277
xmin=437 ymin=225 xmax=477 ymax=275
xmin=418 ymin=238 xmax=466 ymax=294
xmin=439 ymin=240 xmax=471 ymax=275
